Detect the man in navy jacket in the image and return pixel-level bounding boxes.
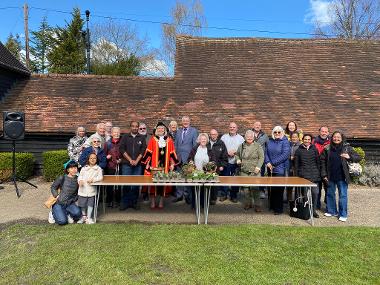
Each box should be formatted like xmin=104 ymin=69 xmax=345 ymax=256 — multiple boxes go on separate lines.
xmin=173 ymin=116 xmax=198 ymax=202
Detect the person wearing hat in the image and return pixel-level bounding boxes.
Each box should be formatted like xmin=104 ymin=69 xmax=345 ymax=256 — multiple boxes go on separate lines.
xmin=50 ymin=160 xmax=82 ymax=225
xmin=142 ymin=122 xmax=179 ymax=209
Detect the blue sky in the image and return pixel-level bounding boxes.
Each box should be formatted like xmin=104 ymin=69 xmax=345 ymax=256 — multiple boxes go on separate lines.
xmin=0 ymin=0 xmax=332 ymax=45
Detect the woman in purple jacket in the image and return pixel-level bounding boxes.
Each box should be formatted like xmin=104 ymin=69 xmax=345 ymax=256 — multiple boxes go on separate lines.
xmin=265 ymin=126 xmax=291 ymax=214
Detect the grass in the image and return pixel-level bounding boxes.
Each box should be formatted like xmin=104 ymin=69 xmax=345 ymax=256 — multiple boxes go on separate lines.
xmin=0 ymin=223 xmax=379 ymax=285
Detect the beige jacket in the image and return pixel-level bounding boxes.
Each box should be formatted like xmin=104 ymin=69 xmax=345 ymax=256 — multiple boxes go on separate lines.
xmin=78 ymin=165 xmax=103 ymax=197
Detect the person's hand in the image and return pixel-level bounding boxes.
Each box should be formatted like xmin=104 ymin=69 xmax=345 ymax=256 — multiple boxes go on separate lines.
xmin=266 ymin=163 xmax=273 ymax=171
xmin=219 ymin=166 xmax=224 ymax=172
xmin=107 ymin=154 xmax=111 ymax=160
xmin=117 ymin=159 xmax=122 ymax=164
xmin=87 ymin=179 xmax=93 ymax=184
xmin=291 ymin=156 xmax=294 ymax=160
xmin=341 ymin=153 xmax=350 ymax=159
xmin=323 ymin=177 xmax=328 ymax=183
xmin=146 ymin=163 xmax=150 ymax=170
xmin=169 ymin=164 xmax=174 ymax=171
xmin=228 ymin=150 xmax=236 ymax=157
xmin=79 ymin=180 xmax=84 ymax=186
xmin=254 ymin=167 xmax=261 ymax=174
xmin=130 ymin=159 xmax=136 ymax=166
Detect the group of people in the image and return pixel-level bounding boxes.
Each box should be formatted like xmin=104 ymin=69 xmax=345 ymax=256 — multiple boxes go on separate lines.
xmin=50 ymin=117 xmax=361 ymax=225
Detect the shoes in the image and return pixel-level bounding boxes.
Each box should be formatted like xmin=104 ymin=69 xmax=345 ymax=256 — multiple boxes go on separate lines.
xmin=313 ymin=212 xmax=320 ymax=218
xmin=243 ymin=204 xmax=250 ymax=211
xmin=48 ymin=211 xmax=55 ymax=224
xmin=172 ymin=197 xmax=183 ymax=203
xmin=185 ymin=196 xmax=191 ymax=205
xmin=77 ymin=216 xmax=87 ymax=224
xmin=210 ymin=200 xmax=216 ymax=205
xmin=338 ymin=217 xmax=347 ymax=222
xmin=254 ymin=206 xmax=262 ymax=213
xmin=219 ymin=196 xmax=227 ymax=202
xmin=86 ymin=218 xmax=95 ymax=224
xmin=67 ymin=215 xmax=74 ymax=224
xmin=231 ymin=198 xmax=238 ymax=203
xmin=324 ymin=213 xmax=338 ymax=217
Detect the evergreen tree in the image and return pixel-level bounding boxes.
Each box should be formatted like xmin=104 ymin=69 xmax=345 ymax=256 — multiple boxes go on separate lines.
xmin=91 ymin=54 xmax=141 ymax=76
xmin=30 ymin=16 xmax=53 ymax=73
xmin=4 ymin=33 xmax=23 ymax=61
xmin=47 ymin=8 xmax=86 ymax=74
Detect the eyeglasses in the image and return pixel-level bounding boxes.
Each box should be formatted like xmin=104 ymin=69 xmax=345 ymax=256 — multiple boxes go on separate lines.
xmin=93 ymin=140 xmax=100 ymax=143
xmin=274 ymin=131 xmax=281 ymax=134
xmin=139 ymin=127 xmax=146 ymax=130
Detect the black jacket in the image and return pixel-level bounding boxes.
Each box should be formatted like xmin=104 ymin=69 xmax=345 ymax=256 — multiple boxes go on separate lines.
xmin=294 ymin=144 xmax=321 ymax=183
xmin=320 ymin=142 xmax=361 ymax=184
xmin=207 ymin=139 xmax=228 ymax=172
xmin=119 ymin=133 xmax=147 ymax=165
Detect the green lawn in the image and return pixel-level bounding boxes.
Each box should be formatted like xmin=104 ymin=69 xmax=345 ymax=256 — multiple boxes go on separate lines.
xmin=0 ymin=224 xmax=379 ymax=285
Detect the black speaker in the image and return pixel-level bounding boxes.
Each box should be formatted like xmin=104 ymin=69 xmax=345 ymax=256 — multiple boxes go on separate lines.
xmin=3 ymin=111 xmax=25 ymax=140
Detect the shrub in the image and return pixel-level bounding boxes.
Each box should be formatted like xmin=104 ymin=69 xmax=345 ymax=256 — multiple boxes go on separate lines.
xmin=0 ymin=152 xmax=35 ymax=181
xmin=358 ymin=163 xmax=380 ymax=187
xmin=43 ymin=150 xmax=69 ymax=181
xmin=351 ymin=146 xmax=366 ymax=184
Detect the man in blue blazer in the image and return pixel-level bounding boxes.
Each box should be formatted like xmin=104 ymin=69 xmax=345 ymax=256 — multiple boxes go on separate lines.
xmin=173 ymin=116 xmax=198 ymax=202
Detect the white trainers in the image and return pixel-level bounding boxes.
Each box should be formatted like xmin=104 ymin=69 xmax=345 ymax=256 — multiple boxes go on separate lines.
xmin=67 ymin=215 xmax=74 ymax=224
xmin=324 ymin=213 xmax=338 ymax=217
xmin=86 ymin=218 xmax=95 ymax=224
xmin=48 ymin=211 xmax=55 ymax=224
xmin=77 ymin=216 xmax=87 ymax=224
xmin=338 ymin=217 xmax=347 ymax=222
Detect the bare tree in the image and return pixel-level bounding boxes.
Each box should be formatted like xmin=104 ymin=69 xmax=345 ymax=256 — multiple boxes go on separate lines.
xmin=161 ymin=0 xmax=207 ymax=72
xmin=315 ymin=0 xmax=380 ymax=39
xmin=91 ymin=20 xmax=168 ymax=76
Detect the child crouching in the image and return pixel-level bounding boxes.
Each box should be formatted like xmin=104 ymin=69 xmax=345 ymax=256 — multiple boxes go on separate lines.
xmin=77 ymin=153 xmax=103 ymax=224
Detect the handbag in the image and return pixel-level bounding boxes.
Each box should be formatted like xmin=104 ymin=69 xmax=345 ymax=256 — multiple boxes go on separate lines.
xmin=289 ymin=188 xmax=310 ymax=220
xmin=44 ymin=195 xmax=58 ymax=209
xmin=43 ymin=175 xmax=65 ymax=208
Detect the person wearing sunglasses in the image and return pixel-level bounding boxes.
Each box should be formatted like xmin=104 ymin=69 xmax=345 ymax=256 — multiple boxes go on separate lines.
xmin=79 ymin=134 xmax=107 ymax=170
xmin=264 ymin=126 xmax=290 ymax=215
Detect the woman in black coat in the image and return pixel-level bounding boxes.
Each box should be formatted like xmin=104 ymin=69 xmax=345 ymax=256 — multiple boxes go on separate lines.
xmin=294 ymin=134 xmax=321 ymax=218
xmin=320 ymin=131 xmax=361 ymax=222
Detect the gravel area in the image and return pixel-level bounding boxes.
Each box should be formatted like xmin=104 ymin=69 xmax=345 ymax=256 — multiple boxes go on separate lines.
xmin=1 ymin=177 xmax=379 ymax=227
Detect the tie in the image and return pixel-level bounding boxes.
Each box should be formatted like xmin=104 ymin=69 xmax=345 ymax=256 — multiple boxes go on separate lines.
xmin=182 ymin=128 xmax=188 ymax=143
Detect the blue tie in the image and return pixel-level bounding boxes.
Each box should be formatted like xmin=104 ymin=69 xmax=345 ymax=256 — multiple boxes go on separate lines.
xmin=182 ymin=128 xmax=188 ymax=143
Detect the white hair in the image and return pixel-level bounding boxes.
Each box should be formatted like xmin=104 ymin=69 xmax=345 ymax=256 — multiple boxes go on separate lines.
xmin=271 ymin=126 xmax=285 ymax=139
xmin=197 ymin=133 xmax=209 ymax=144
xmin=244 ymin=129 xmax=254 ymax=140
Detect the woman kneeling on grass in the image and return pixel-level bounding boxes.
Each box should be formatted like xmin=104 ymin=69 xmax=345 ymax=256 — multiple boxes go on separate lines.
xmin=77 ymin=153 xmax=103 ymax=224
xmin=51 ymin=160 xmax=82 ymax=225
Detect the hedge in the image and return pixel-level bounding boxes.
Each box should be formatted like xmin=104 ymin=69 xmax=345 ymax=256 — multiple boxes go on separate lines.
xmin=0 ymin=152 xmax=35 ymax=181
xmin=351 ymin=146 xmax=366 ymax=184
xmin=43 ymin=150 xmax=69 ymax=181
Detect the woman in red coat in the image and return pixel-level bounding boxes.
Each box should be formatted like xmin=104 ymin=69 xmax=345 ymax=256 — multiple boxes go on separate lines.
xmin=142 ymin=122 xmax=178 ymax=209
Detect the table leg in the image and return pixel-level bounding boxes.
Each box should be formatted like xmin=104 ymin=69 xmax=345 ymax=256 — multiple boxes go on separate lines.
xmin=204 ymin=186 xmax=211 ymax=225
xmin=102 ymin=186 xmax=106 ymax=214
xmin=308 ymin=186 xmax=314 ymax=226
xmin=194 ymin=186 xmax=201 ymax=225
xmin=94 ymin=185 xmax=100 ymax=223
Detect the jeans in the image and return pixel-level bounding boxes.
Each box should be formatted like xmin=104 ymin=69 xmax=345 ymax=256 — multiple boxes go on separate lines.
xmin=52 ymin=203 xmax=81 ymax=225
xmin=220 ymin=163 xmax=239 ymax=199
xmin=121 ymin=164 xmax=142 ymax=207
xmin=326 ymin=180 xmax=348 ymax=218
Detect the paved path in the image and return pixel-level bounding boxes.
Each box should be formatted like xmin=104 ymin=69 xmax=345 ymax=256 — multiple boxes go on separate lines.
xmin=1 ymin=177 xmax=379 ymax=227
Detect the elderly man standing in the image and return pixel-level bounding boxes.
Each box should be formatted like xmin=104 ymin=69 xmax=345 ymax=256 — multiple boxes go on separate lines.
xmin=252 ymin=121 xmax=269 ymax=198
xmin=220 ymin=122 xmax=244 ymax=202
xmin=313 ymin=126 xmax=331 ymax=210
xmin=173 ymin=116 xmax=198 ymax=203
xmin=84 ymin=122 xmax=107 ymax=148
xmin=207 ymin=129 xmax=228 ymax=205
xmin=104 ymin=121 xmax=113 ymax=141
xmin=119 ymin=121 xmax=147 ymax=210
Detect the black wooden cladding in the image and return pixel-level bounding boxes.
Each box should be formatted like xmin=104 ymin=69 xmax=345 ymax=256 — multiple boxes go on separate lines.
xmin=0 ymin=134 xmax=379 ymax=175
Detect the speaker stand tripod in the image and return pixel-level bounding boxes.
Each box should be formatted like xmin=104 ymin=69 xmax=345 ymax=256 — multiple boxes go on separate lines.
xmin=11 ymin=140 xmax=37 ymax=197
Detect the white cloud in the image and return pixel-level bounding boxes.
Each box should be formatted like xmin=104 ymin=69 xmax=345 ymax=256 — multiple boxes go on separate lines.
xmin=305 ymin=0 xmax=335 ymax=26
xmin=140 ymin=59 xmax=170 ymax=77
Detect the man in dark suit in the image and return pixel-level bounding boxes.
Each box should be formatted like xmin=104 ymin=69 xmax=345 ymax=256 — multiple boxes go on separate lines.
xmin=173 ymin=116 xmax=198 ymax=202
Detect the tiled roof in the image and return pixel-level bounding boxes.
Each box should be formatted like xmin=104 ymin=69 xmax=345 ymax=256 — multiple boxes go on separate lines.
xmin=0 ymin=41 xmax=30 ymax=75
xmin=0 ymin=36 xmax=379 ymax=139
